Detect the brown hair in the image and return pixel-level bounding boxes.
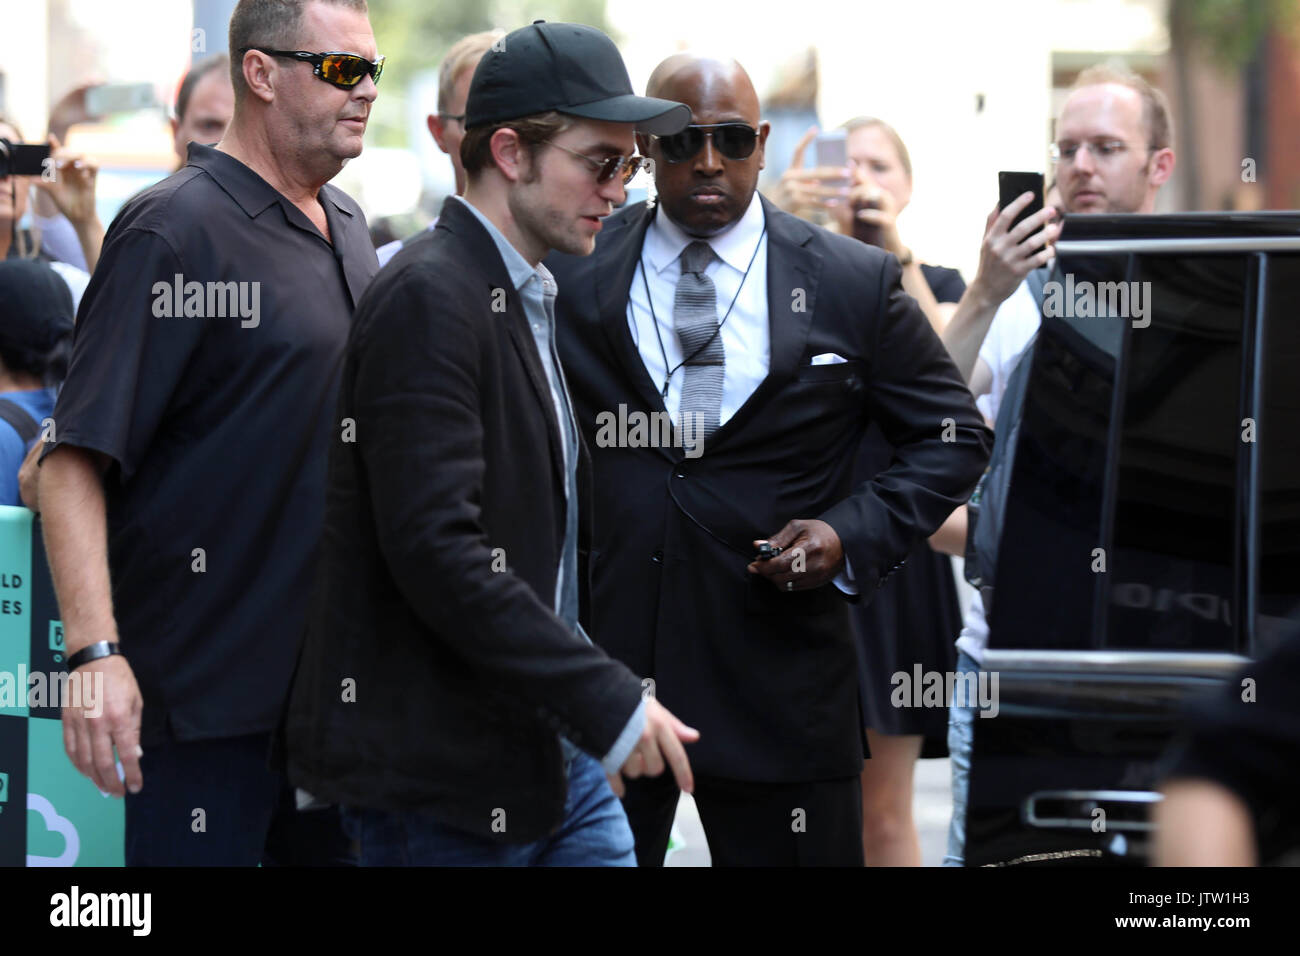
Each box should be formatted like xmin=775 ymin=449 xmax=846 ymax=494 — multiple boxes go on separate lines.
xmin=840 ymin=116 xmax=912 ymax=179
xmin=228 ymin=0 xmax=370 ymax=102
xmin=1070 ymin=63 xmax=1174 ymax=151
xmin=438 ymin=31 xmax=502 ymax=115
xmin=176 ymin=53 xmax=231 ymax=120
xmin=460 ymin=111 xmax=572 ymax=182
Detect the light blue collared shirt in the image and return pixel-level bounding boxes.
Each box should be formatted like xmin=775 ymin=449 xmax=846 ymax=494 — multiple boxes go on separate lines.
xmin=453 ymin=196 xmax=645 ymax=775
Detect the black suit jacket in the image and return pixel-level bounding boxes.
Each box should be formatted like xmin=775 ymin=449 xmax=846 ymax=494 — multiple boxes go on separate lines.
xmin=282 ymin=196 xmax=644 ymax=842
xmin=547 ymin=196 xmax=992 ymax=781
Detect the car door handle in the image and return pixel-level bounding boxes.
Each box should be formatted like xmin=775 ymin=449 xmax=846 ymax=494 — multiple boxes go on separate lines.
xmin=1023 ymin=789 xmax=1163 ymax=832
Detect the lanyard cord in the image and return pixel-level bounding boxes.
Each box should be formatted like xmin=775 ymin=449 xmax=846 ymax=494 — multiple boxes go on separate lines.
xmin=639 ymin=224 xmax=767 ymax=399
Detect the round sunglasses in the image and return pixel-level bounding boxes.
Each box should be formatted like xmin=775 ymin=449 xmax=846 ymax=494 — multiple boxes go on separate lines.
xmin=652 ymin=123 xmax=759 ymax=164
xmin=542 ymin=141 xmax=649 ymax=186
xmin=242 ymin=48 xmax=385 ymax=89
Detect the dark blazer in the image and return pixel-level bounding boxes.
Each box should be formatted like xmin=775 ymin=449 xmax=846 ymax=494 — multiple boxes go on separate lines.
xmin=547 ymin=196 xmax=992 ymax=782
xmin=282 ymin=196 xmax=644 ymax=843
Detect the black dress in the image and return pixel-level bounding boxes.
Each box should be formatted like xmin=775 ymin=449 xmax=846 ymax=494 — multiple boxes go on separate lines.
xmin=853 ymin=263 xmax=966 ymax=757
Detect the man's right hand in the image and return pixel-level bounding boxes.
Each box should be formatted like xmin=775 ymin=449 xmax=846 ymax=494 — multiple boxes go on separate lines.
xmin=968 ymin=193 xmax=1061 ymax=308
xmin=63 ymin=653 xmax=144 ymax=797
xmin=606 ymin=697 xmax=699 ymax=798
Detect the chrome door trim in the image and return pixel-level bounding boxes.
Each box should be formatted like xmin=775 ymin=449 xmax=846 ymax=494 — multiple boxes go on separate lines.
xmin=982 ymin=649 xmax=1249 ymax=678
xmin=1058 ymin=237 xmax=1300 ymax=255
xmin=1024 ymin=789 xmax=1163 ymax=832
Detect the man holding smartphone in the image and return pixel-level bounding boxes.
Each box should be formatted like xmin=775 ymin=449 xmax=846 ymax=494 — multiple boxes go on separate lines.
xmin=940 ymin=63 xmax=1177 ymax=865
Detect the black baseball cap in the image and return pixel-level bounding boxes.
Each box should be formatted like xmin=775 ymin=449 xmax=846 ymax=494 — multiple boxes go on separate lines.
xmin=465 ymin=21 xmax=690 ymax=136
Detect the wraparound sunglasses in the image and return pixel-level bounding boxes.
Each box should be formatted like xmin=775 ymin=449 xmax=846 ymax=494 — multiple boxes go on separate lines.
xmin=242 ymin=48 xmax=385 ymax=89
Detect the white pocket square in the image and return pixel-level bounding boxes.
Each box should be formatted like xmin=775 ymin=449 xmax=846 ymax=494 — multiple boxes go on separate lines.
xmin=811 ymin=352 xmax=848 ymax=366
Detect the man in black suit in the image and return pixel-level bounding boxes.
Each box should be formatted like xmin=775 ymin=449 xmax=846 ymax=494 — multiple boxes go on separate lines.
xmin=548 ymin=53 xmax=993 ymax=866
xmin=282 ymin=22 xmax=699 ymax=866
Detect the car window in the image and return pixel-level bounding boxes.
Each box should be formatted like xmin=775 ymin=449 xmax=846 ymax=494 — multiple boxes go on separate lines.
xmin=1257 ymin=255 xmax=1300 ymax=653
xmin=1102 ymin=255 xmax=1243 ymax=652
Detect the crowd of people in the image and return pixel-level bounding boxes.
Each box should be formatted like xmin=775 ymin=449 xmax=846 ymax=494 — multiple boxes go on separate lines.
xmin=0 ymin=0 xmax=1281 ymax=867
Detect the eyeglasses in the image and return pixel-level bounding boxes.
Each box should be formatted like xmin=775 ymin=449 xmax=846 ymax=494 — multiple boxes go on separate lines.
xmin=439 ymin=112 xmax=465 ymax=124
xmin=243 ymin=49 xmax=385 ymax=89
xmin=542 ymin=141 xmax=649 ymax=186
xmin=1050 ymin=139 xmax=1151 ymax=165
xmin=652 ymin=123 xmax=759 ymax=164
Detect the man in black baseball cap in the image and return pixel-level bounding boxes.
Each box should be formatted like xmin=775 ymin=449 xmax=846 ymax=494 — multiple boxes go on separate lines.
xmin=464 ymin=20 xmax=689 ymax=135
xmin=283 ymin=22 xmax=698 ymax=866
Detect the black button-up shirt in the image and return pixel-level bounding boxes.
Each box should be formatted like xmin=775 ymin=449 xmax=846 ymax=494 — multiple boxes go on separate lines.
xmin=47 ymin=142 xmax=377 ymax=745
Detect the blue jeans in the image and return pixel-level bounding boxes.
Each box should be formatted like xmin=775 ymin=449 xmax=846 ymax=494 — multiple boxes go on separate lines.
xmin=341 ymin=749 xmax=636 ymax=866
xmin=942 ymin=650 xmax=981 ymax=866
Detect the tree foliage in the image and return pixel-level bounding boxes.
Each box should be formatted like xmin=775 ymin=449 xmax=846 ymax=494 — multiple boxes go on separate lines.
xmin=1172 ymin=0 xmax=1299 ymax=70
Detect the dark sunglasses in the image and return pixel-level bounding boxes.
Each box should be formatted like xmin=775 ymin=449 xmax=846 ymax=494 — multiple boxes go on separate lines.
xmin=653 ymin=123 xmax=759 ymax=164
xmin=243 ymin=48 xmax=385 ymax=89
xmin=543 ymin=141 xmax=649 ymax=186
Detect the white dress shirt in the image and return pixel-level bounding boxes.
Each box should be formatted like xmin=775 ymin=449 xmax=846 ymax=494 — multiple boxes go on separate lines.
xmin=626 ymin=191 xmax=769 ymax=424
xmin=626 ymin=193 xmax=856 ymax=593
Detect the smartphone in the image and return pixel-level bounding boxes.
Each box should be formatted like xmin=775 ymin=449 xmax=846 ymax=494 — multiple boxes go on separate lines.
xmin=85 ymin=82 xmax=157 ymax=117
xmin=0 ymin=141 xmax=51 ymax=177
xmin=998 ymin=171 xmax=1044 ymax=231
xmin=813 ymin=129 xmax=849 ymax=188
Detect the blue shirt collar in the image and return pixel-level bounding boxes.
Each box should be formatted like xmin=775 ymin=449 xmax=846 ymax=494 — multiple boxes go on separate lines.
xmin=451 ymin=195 xmax=553 ymax=294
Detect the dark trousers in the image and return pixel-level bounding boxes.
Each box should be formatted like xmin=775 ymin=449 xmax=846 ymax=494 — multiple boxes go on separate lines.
xmin=123 ymin=732 xmax=354 ymax=867
xmin=621 ymin=769 xmax=864 ymax=866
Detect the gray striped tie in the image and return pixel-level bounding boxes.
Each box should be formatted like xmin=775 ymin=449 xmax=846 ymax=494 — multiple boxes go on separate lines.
xmin=673 ymin=240 xmax=724 ymax=438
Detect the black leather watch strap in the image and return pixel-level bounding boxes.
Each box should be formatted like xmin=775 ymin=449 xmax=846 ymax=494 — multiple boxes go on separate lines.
xmin=67 ymin=641 xmax=124 ymax=670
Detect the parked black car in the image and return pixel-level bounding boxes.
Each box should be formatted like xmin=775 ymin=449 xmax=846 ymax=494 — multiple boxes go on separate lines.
xmin=965 ymin=212 xmax=1300 ymax=866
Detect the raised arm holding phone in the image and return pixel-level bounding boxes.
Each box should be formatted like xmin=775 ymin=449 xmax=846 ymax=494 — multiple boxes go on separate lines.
xmin=775 ymin=120 xmax=965 ymax=334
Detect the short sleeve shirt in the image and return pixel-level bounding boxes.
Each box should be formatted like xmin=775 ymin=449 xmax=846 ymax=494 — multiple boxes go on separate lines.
xmin=46 ymin=143 xmax=378 ymax=744
xmin=0 ymin=388 xmax=56 ymax=505
xmin=919 ymin=263 xmax=966 ymax=304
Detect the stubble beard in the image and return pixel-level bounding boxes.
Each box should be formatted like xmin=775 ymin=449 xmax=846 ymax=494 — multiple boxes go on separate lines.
xmin=513 ymin=185 xmax=590 ymax=258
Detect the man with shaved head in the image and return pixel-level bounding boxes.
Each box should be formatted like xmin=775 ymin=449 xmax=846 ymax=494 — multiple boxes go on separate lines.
xmin=549 ymin=54 xmax=991 ymax=866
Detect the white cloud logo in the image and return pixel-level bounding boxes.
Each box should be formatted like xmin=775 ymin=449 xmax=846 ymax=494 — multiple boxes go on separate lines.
xmin=26 ymin=793 xmax=80 ymax=866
